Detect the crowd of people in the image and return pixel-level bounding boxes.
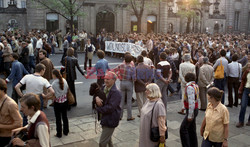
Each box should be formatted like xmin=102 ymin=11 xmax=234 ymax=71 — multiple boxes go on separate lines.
xmin=0 ymin=28 xmax=250 ymax=147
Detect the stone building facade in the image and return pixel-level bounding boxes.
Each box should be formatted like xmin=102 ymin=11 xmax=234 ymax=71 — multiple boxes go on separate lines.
xmin=0 ymin=0 xmax=250 ymax=35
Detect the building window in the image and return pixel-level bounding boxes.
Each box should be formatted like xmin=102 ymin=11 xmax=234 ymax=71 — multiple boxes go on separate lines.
xmin=46 ymin=13 xmax=59 ymax=32
xmin=0 ymin=0 xmax=3 ymax=7
xmin=21 ymin=1 xmax=26 ymax=8
xmin=234 ymin=11 xmax=240 ymax=31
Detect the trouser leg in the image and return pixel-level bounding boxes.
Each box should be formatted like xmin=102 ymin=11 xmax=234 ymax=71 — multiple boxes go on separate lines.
xmin=239 ymin=88 xmax=250 ymax=123
xmin=99 ymin=127 xmax=115 ymax=147
xmin=54 ymin=102 xmax=62 ymax=136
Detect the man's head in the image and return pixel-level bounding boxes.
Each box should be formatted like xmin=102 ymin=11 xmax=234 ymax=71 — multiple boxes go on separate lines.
xmin=220 ymin=49 xmax=226 ymax=57
xmin=183 ymin=54 xmax=191 ymax=62
xmin=104 ymin=71 xmax=117 ymax=88
xmin=141 ymin=50 xmax=148 ymax=57
xmin=67 ymin=47 xmax=74 ymax=57
xmin=35 ymin=63 xmax=46 ymax=75
xmin=97 ymin=50 xmax=105 ymax=59
xmin=232 ymin=54 xmax=238 ymax=62
xmin=137 ymin=55 xmax=144 ymax=63
xmin=20 ymin=93 xmax=41 ymax=116
xmin=11 ymin=53 xmax=19 ymax=61
xmin=124 ymin=54 xmax=132 ymax=63
xmin=39 ymin=49 xmax=47 ymax=60
xmin=159 ymin=52 xmax=167 ymax=61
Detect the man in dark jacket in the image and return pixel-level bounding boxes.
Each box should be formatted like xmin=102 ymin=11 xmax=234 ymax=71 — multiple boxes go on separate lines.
xmin=19 ymin=41 xmax=29 ymax=72
xmin=95 ymin=71 xmax=121 ymax=147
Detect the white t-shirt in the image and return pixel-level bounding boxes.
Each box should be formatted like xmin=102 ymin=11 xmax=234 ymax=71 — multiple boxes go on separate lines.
xmin=20 ymin=74 xmax=51 ymax=94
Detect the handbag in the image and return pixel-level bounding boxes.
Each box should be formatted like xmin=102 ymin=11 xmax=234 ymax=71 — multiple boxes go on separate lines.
xmin=67 ymin=88 xmax=75 ymax=105
xmin=150 ymin=100 xmax=168 ymax=142
xmin=214 ymin=60 xmax=224 ymax=79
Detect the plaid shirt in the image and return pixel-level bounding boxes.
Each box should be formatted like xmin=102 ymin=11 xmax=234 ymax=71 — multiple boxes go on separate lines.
xmin=113 ymin=62 xmax=136 ymax=81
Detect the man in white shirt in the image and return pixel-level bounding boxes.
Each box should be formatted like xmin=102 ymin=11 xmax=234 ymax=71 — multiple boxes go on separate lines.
xmin=15 ymin=63 xmax=54 ymax=111
xmin=12 ymin=93 xmax=50 ymax=147
xmin=227 ymin=54 xmax=242 ymax=107
xmin=35 ymin=35 xmax=43 ymax=64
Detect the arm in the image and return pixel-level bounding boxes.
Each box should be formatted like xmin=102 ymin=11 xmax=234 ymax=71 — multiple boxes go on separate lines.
xmin=179 ymin=65 xmax=185 ymax=83
xmin=222 ymin=124 xmax=229 ymax=147
xmin=96 ymin=91 xmax=121 ymax=114
xmin=187 ymin=86 xmax=195 ymax=120
xmin=200 ymin=117 xmax=206 ymax=137
xmin=43 ymin=87 xmax=55 ymax=99
xmin=158 ymin=116 xmax=167 ymax=143
xmin=6 ymin=64 xmax=16 ymax=82
xmin=15 ymin=83 xmax=24 ymax=97
xmin=36 ymin=124 xmax=50 ymax=147
xmin=75 ymin=59 xmax=86 ymax=75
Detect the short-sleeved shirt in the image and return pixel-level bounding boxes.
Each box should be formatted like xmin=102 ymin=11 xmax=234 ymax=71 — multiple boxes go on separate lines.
xmin=203 ymin=102 xmax=229 ymax=142
xmin=20 ymin=74 xmax=51 ymax=94
xmin=157 ymin=60 xmax=171 ymax=78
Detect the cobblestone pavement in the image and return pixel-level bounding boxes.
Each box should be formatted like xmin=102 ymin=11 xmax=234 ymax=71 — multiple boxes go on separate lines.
xmin=50 ymin=100 xmax=250 ymax=147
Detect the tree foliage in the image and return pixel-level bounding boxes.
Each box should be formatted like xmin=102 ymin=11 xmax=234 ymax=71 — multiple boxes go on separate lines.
xmin=177 ymin=0 xmax=201 ymax=33
xmin=31 ymin=0 xmax=86 ymax=34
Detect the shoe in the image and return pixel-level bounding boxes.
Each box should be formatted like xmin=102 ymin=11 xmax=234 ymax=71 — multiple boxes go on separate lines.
xmin=226 ymin=104 xmax=233 ymax=108
xmin=71 ymin=103 xmax=77 ymax=107
xmin=54 ymin=134 xmax=62 ymax=138
xmin=199 ymin=108 xmax=206 ymax=111
xmin=246 ymin=121 xmax=250 ymax=126
xmin=169 ymin=92 xmax=175 ymax=97
xmin=178 ymin=109 xmax=185 ymax=115
xmin=127 ymin=117 xmax=135 ymax=121
xmin=63 ymin=132 xmax=69 ymax=136
xmin=236 ymin=122 xmax=244 ymax=128
xmin=137 ymin=114 xmax=140 ymax=118
xmin=233 ymin=103 xmax=238 ymax=107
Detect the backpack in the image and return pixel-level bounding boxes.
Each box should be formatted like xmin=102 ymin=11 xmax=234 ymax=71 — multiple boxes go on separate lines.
xmin=214 ymin=60 xmax=224 ymax=79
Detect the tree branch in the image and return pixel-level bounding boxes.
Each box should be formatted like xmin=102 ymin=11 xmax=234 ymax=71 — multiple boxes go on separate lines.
xmin=73 ymin=0 xmax=85 ymax=15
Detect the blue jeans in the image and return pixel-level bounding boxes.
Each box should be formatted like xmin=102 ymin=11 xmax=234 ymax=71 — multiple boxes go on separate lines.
xmin=214 ymin=75 xmax=226 ymax=104
xmin=201 ymin=138 xmax=222 ymax=147
xmin=239 ymin=88 xmax=250 ymax=123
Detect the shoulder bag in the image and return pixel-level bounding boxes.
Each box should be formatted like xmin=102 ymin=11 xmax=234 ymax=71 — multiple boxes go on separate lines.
xmin=150 ymin=100 xmax=168 ymax=142
xmin=214 ymin=59 xmax=224 ymax=79
xmin=67 ymin=88 xmax=75 ymax=105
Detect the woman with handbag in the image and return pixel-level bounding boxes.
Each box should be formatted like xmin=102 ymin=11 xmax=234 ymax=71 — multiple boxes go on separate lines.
xmin=64 ymin=47 xmax=86 ymax=107
xmin=139 ymin=83 xmax=167 ymax=147
xmin=51 ymin=69 xmax=69 ymax=138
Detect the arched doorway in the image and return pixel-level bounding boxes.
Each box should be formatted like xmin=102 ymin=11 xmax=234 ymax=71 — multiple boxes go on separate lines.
xmin=96 ymin=11 xmax=114 ymax=33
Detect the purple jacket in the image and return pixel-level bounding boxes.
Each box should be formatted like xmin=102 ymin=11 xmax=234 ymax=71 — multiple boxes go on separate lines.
xmin=96 ymin=84 xmax=121 ymax=128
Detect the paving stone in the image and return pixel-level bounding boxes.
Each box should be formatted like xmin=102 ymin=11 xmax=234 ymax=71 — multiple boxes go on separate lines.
xmin=60 ymin=133 xmax=85 ymax=144
xmin=117 ymin=122 xmax=138 ymax=131
xmin=114 ymin=141 xmax=139 ymax=147
xmin=54 ymin=140 xmax=98 ymax=147
xmin=113 ymin=131 xmax=138 ymax=142
xmin=168 ymin=120 xmax=181 ymax=130
xmin=51 ymin=136 xmax=63 ymax=146
xmin=79 ymin=129 xmax=100 ymax=140
xmin=68 ymin=126 xmax=85 ymax=133
xmin=167 ymin=132 xmax=179 ymax=142
xmin=78 ymin=122 xmax=95 ymax=131
xmin=231 ymin=134 xmax=250 ymax=145
xmin=165 ymin=140 xmax=182 ymax=147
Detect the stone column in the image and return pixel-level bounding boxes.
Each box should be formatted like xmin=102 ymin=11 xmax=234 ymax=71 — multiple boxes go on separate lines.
xmin=159 ymin=1 xmax=168 ymax=33
xmin=225 ymin=0 xmax=234 ymax=32
xmin=240 ymin=0 xmax=249 ymax=32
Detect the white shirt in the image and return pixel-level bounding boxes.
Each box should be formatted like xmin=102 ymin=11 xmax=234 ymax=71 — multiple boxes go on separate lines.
xmin=28 ymin=43 xmax=34 ymax=56
xmin=36 ymin=39 xmax=43 ymax=49
xmin=20 ymin=74 xmax=51 ymax=94
xmin=27 ymin=111 xmax=49 ymax=147
xmin=143 ymin=57 xmax=153 ymax=67
xmin=228 ymin=61 xmax=242 ymax=78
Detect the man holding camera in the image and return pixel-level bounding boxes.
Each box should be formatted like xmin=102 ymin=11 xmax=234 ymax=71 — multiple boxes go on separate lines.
xmin=11 ymin=93 xmax=50 ymax=147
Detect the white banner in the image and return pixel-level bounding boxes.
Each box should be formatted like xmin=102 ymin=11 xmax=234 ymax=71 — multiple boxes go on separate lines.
xmin=105 ymin=41 xmax=145 ymax=58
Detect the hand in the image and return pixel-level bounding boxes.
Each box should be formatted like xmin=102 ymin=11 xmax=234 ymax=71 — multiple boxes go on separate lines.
xmin=96 ymin=96 xmax=103 ymax=107
xmin=12 ymin=138 xmax=25 ymax=146
xmin=12 ymin=127 xmax=24 ymax=136
xmin=165 ymin=79 xmax=169 ymax=84
xmin=222 ymin=140 xmax=228 ymax=147
xmin=159 ymin=136 xmax=165 ymax=143
xmin=84 ymin=75 xmax=89 ymax=79
xmin=42 ymin=93 xmax=46 ymax=98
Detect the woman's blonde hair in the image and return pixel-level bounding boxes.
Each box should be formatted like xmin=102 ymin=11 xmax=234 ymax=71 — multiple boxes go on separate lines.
xmin=146 ymin=83 xmax=162 ymax=98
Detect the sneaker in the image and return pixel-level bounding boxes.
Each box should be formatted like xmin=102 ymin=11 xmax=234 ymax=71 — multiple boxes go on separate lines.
xmin=236 ymin=122 xmax=244 ymax=128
